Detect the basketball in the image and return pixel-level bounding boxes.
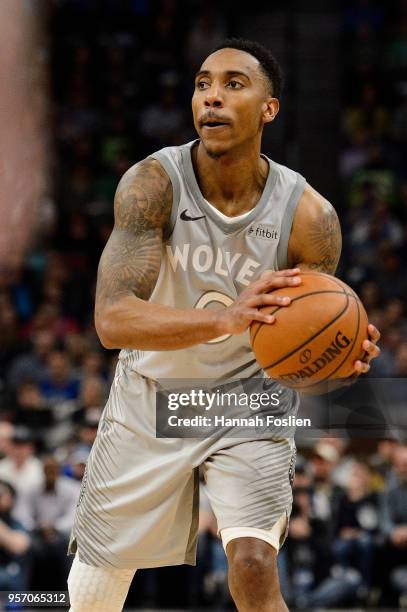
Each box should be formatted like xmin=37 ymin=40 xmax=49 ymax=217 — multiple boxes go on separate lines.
xmin=250 ymin=271 xmax=369 ymax=393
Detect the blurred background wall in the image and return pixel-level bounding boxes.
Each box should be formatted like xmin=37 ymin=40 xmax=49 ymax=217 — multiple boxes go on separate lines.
xmin=0 ymin=0 xmax=50 ymax=271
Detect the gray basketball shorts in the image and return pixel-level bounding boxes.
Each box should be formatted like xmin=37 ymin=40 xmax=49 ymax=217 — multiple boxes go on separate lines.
xmin=68 ymin=364 xmax=296 ymax=569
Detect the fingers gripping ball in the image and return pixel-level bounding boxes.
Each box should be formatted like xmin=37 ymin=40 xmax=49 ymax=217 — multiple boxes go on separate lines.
xmin=250 ymin=271 xmax=368 ymax=393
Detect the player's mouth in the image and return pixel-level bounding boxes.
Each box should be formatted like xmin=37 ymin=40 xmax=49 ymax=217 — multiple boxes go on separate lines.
xmin=200 ymin=117 xmax=230 ymax=131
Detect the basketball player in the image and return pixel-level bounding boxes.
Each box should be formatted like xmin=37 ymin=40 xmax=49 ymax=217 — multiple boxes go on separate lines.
xmin=67 ymin=39 xmax=380 ymax=611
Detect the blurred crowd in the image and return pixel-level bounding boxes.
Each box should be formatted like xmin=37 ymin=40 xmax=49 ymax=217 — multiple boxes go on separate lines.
xmin=0 ymin=0 xmax=406 ymax=609
xmin=0 ymin=428 xmax=405 ymax=608
xmin=340 ymin=0 xmax=407 ymax=378
xmin=194 ymin=438 xmax=407 ymax=610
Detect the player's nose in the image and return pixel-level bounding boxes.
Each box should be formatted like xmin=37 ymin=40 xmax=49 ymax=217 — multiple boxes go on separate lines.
xmin=204 ymin=85 xmax=224 ymax=107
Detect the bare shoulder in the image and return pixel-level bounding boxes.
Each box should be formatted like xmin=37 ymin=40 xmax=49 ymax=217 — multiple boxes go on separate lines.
xmin=288 ymin=183 xmax=342 ymax=274
xmin=114 ymin=157 xmax=173 ymax=232
xmin=293 ymin=183 xmax=338 ymax=227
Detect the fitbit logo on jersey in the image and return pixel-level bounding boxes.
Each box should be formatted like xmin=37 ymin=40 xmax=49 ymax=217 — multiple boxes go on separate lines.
xmin=279 ymin=331 xmax=352 ymax=383
xmin=247 ymin=224 xmax=278 ymax=241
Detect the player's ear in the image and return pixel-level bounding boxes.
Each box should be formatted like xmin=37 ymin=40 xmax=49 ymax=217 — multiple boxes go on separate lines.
xmin=262 ymin=97 xmax=279 ymax=124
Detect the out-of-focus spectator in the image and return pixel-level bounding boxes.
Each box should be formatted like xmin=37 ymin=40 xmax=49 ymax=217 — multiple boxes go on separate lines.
xmin=58 ymin=90 xmax=98 ymax=142
xmin=375 ymin=248 xmax=407 ymax=302
xmin=74 ymin=375 xmax=106 ymax=424
xmin=23 ymin=302 xmax=79 ymax=342
xmin=13 ymin=382 xmax=53 ymax=445
xmin=0 ymin=423 xmax=13 ymax=460
xmin=343 ymin=84 xmax=389 ymax=141
xmin=309 ymin=442 xmax=342 ymax=522
xmin=39 ymin=350 xmax=80 ymax=408
xmin=391 ymin=94 xmax=407 ymax=145
xmin=379 ymin=325 xmax=403 ymax=359
xmin=6 ymin=330 xmax=56 ymax=391
xmin=185 ymin=3 xmax=226 ymax=74
xmin=359 ymin=280 xmax=381 ymax=312
xmin=382 ymin=298 xmax=406 ymax=330
xmin=344 ymin=83 xmax=390 ymax=138
xmin=380 ymin=445 xmax=407 ymax=605
xmin=0 ymin=481 xmax=31 ymax=591
xmin=197 ymin=482 xmax=229 ymax=606
xmin=350 ymin=202 xmax=404 ymax=261
xmin=64 ymin=448 xmax=89 ymax=483
xmin=64 ymin=333 xmax=92 ymax=374
xmin=279 ymin=459 xmax=366 ymax=611
xmin=369 ymin=437 xmax=402 ymax=488
xmin=62 ymin=414 xmax=99 ymax=482
xmin=392 ymin=341 xmax=407 ymax=376
xmin=322 ymin=438 xmax=355 ymax=488
xmin=29 ymin=456 xmax=80 ymax=590
xmin=82 ymin=350 xmax=107 ymax=380
xmin=0 ymin=480 xmax=30 ymax=591
xmin=34 ymin=350 xmax=82 ymax=449
xmin=339 ymin=128 xmax=370 ymax=178
xmin=386 ymin=21 xmax=407 ymax=75
xmin=76 ymin=415 xmax=99 ymax=452
xmin=332 ymin=461 xmax=379 ymax=591
xmin=142 ymin=10 xmax=180 ymax=79
xmin=0 ymin=428 xmax=43 ymax=530
xmin=343 ymin=0 xmax=384 ymax=33
xmin=291 ymin=453 xmax=310 ymax=488
xmin=0 ymin=296 xmax=20 ymax=386
xmin=139 ymin=83 xmax=186 ymax=147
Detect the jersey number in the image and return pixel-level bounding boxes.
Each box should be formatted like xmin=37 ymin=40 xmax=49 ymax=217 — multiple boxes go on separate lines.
xmin=194 ymin=291 xmax=233 ymax=344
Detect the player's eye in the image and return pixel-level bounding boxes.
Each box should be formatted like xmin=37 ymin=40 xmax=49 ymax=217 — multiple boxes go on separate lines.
xmin=196 ymin=81 xmax=210 ymax=90
xmin=227 ymin=80 xmax=244 ymax=89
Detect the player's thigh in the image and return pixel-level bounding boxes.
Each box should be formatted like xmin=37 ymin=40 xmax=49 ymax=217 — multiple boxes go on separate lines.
xmin=70 ymin=366 xmax=201 ymax=568
xmin=203 ymin=439 xmax=296 ymax=550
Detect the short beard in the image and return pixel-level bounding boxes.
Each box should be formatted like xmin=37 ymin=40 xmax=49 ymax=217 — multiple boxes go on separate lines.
xmin=202 ymin=141 xmax=227 ymax=160
xmin=206 ymin=148 xmax=225 ymax=160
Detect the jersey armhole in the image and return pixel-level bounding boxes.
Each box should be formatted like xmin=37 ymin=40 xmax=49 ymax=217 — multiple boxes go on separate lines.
xmin=276 ymin=173 xmax=306 ymax=270
xmin=149 ymin=151 xmax=181 ymax=240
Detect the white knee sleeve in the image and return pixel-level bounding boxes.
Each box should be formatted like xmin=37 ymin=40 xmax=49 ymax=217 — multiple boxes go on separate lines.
xmin=68 ymin=555 xmax=136 ymax=612
xmin=221 ymin=512 xmax=288 ymax=553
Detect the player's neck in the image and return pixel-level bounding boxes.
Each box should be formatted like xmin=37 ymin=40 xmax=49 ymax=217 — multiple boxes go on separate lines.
xmin=193 ymin=140 xmax=269 ymax=217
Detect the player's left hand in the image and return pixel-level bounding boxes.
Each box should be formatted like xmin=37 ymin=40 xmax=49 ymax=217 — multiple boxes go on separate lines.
xmin=352 ymin=323 xmax=381 ymax=375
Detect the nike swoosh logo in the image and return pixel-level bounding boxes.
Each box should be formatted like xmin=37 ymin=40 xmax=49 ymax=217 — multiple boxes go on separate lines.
xmin=180 ymin=209 xmax=206 ymax=222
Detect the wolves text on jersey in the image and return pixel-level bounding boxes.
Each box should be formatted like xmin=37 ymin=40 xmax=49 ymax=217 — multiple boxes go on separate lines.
xmin=166 ymin=244 xmax=262 ymax=286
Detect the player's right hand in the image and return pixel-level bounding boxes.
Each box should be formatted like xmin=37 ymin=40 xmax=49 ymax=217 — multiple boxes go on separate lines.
xmin=216 ymin=268 xmax=301 ymax=335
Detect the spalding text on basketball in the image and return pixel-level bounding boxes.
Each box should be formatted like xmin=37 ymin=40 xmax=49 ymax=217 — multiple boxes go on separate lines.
xmin=278 ymin=331 xmax=352 ymax=382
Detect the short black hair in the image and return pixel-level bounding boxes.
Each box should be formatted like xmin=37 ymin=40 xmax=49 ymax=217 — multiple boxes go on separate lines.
xmin=212 ymin=38 xmax=283 ymax=99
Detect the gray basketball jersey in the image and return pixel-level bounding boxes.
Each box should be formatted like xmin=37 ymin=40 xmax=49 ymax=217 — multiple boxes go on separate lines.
xmin=119 ymin=140 xmax=306 ymax=383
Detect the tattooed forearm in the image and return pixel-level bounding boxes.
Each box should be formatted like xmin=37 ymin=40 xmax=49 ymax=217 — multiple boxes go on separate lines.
xmin=96 ymin=230 xmax=162 ymax=303
xmin=95 ymin=159 xmax=172 ymax=307
xmin=304 ymin=202 xmax=342 ymax=274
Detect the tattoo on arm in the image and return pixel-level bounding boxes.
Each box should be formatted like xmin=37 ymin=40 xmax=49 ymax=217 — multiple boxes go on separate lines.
xmin=303 ymin=202 xmax=342 ymax=274
xmin=95 ymin=159 xmax=172 ymax=306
